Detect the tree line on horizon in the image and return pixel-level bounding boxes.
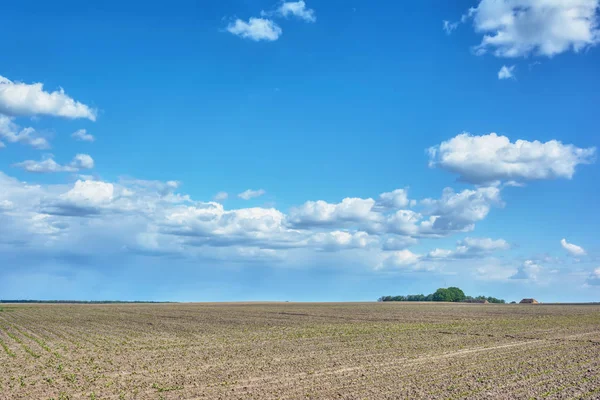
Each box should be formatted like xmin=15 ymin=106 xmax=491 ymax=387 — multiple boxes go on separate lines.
xmin=378 ymin=287 xmax=505 ymax=303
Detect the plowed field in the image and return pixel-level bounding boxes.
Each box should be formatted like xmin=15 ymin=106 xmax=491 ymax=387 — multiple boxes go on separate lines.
xmin=1 ymin=303 xmax=599 ymax=399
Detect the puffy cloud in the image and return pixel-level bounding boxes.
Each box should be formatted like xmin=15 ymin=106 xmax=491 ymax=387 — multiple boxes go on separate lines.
xmin=72 ymin=154 xmax=94 ymax=169
xmin=379 ymin=249 xmax=422 ymax=269
xmin=71 ymin=129 xmax=95 ymax=142
xmin=498 ymin=65 xmax=516 ymax=79
xmin=13 ymin=158 xmax=77 ymax=173
xmin=429 ymin=132 xmax=596 ymax=184
xmin=561 ymin=238 xmax=586 ymax=256
xmin=238 ymin=188 xmax=266 ymax=200
xmin=420 ymin=187 xmax=502 ymax=234
xmin=227 ymin=18 xmax=282 ymax=41
xmin=510 ymin=260 xmax=542 ymax=281
xmin=586 ymin=268 xmax=600 ymax=286
xmin=0 ymin=115 xmax=50 ymax=149
xmin=308 ymin=231 xmax=373 ymax=251
xmin=289 ymin=197 xmax=377 ymax=227
xmin=0 ymin=170 xmax=508 ymax=270
xmin=291 ymin=186 xmax=501 ymax=238
xmin=382 ymin=236 xmax=418 ymax=251
xmin=13 ymin=154 xmax=94 ymax=174
xmin=377 ymin=188 xmax=413 ymax=209
xmin=460 ymin=237 xmax=510 ymax=252
xmin=276 ymin=1 xmax=316 ymax=22
xmin=213 ymin=192 xmax=229 ymax=202
xmin=428 ymin=248 xmax=454 ymax=259
xmin=467 ymin=0 xmax=600 ymax=58
xmin=428 ymin=237 xmax=509 ymax=259
xmin=0 ymin=75 xmax=96 ymax=120
xmin=63 ymin=180 xmax=114 ymax=205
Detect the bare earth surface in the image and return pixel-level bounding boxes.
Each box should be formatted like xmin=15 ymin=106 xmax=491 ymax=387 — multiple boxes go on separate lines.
xmin=0 ymin=302 xmax=599 ymax=400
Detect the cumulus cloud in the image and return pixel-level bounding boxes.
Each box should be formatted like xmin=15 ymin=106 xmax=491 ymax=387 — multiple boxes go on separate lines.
xmin=227 ymin=18 xmax=282 ymax=41
xmin=561 ymin=238 xmax=586 ymax=256
xmin=377 ymin=188 xmax=413 ymax=209
xmin=238 ymin=189 xmax=266 ymax=200
xmin=276 ymin=1 xmax=316 ymax=22
xmin=428 ymin=237 xmax=509 ymax=259
xmin=586 ymin=268 xmax=600 ymax=286
xmin=71 ymin=129 xmax=95 ymax=142
xmin=0 ymin=75 xmax=96 ymax=120
xmin=0 ymin=115 xmax=50 ymax=149
xmin=13 ymin=154 xmax=94 ymax=174
xmin=429 ymin=132 xmax=596 ymax=184
xmin=420 ymin=187 xmax=502 ymax=234
xmin=510 ymin=260 xmax=542 ymax=281
xmin=2 ymin=161 xmax=515 ymax=276
xmin=0 ymin=171 xmax=500 ymax=269
xmin=498 ymin=65 xmax=516 ymax=79
xmin=290 ymin=186 xmax=503 ymax=238
xmin=308 ymin=231 xmax=372 ymax=251
xmin=467 ymin=0 xmax=600 ymax=58
xmin=379 ymin=249 xmax=422 ymax=269
xmin=290 ymin=197 xmax=377 ymax=227
xmin=67 ymin=180 xmax=113 ymax=203
xmin=382 ymin=236 xmax=418 ymax=251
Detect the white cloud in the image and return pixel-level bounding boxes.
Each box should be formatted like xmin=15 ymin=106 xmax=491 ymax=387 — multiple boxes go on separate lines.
xmin=428 ymin=237 xmax=510 ymax=259
xmin=308 ymin=231 xmax=373 ymax=251
xmin=0 ymin=75 xmax=96 ymax=120
xmin=377 ymin=188 xmax=413 ymax=209
xmin=586 ymin=268 xmax=600 ymax=286
xmin=290 ymin=197 xmax=376 ymax=227
xmin=71 ymin=154 xmax=94 ymax=169
xmin=13 ymin=154 xmax=94 ymax=173
xmin=0 ymin=115 xmax=50 ymax=149
xmin=227 ymin=18 xmax=282 ymax=41
xmin=291 ymin=186 xmax=502 ymax=238
xmin=561 ymin=238 xmax=586 ymax=256
xmin=379 ymin=249 xmax=422 ymax=269
xmin=213 ymin=192 xmax=229 ymax=202
xmin=62 ymin=180 xmax=114 ymax=206
xmin=276 ymin=1 xmax=316 ymax=22
xmin=511 ymin=260 xmax=542 ymax=281
xmin=429 ymin=248 xmax=454 ymax=259
xmin=420 ymin=187 xmax=502 ymax=234
xmin=429 ymin=132 xmax=596 ymax=184
xmin=461 ymin=237 xmax=510 ymax=252
xmin=443 ymin=20 xmax=459 ymax=35
xmin=71 ymin=129 xmax=95 ymax=142
xmin=498 ymin=65 xmax=516 ymax=79
xmin=467 ymin=0 xmax=600 ymax=58
xmin=0 ymin=169 xmax=519 ymax=272
xmin=238 ymin=189 xmax=266 ymax=200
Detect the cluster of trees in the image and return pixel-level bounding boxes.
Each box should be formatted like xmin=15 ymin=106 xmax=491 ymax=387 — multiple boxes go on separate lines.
xmin=464 ymin=295 xmax=505 ymax=304
xmin=378 ymin=287 xmax=505 ymax=303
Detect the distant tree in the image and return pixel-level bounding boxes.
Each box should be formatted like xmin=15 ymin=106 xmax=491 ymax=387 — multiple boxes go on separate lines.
xmin=377 ymin=288 xmax=504 ymax=304
xmin=432 ymin=288 xmax=451 ymax=302
xmin=446 ymin=287 xmax=466 ymax=302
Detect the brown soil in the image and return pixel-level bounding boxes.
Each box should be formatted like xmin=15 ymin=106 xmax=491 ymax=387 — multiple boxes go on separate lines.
xmin=0 ymin=302 xmax=598 ymax=399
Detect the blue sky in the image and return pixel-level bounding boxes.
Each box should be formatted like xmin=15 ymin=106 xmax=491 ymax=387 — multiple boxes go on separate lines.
xmin=0 ymin=0 xmax=599 ymax=302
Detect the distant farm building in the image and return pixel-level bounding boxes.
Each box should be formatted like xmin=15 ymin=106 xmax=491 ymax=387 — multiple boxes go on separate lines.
xmin=463 ymin=299 xmax=489 ymax=304
xmin=520 ymin=298 xmax=539 ymax=304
